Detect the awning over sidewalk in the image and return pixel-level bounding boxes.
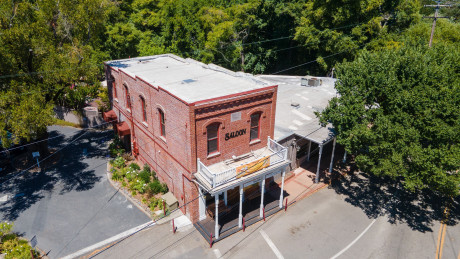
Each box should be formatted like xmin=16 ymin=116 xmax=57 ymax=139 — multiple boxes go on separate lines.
xmin=103 ymin=110 xmax=117 ymax=122
xmin=116 ymin=121 xmax=130 ymax=136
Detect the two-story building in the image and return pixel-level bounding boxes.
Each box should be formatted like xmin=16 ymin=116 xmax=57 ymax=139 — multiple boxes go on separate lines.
xmin=103 ymin=54 xmax=290 ymax=240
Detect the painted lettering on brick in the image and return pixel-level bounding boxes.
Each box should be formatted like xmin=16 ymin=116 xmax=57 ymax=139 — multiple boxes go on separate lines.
xmin=225 ymin=129 xmax=247 ymax=141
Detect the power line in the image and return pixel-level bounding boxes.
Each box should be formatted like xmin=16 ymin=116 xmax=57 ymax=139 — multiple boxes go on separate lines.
xmin=0 ymin=120 xmax=116 ymax=183
xmin=271 ymin=43 xmax=366 ymax=75
xmin=0 ymin=22 xmax=367 ymax=80
xmin=0 ymin=119 xmax=117 ymax=155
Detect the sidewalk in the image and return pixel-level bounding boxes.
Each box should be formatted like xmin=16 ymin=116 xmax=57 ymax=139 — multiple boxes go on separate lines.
xmin=79 ymin=159 xmax=334 ymax=258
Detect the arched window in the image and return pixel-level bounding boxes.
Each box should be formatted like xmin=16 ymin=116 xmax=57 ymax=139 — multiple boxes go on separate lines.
xmin=159 ymin=109 xmax=166 ymax=137
xmin=112 ymin=81 xmax=117 ymax=99
xmin=124 ymin=85 xmax=131 ymax=110
xmin=250 ymin=113 xmax=261 ymax=141
xmin=207 ymin=123 xmax=219 ymax=155
xmin=140 ymin=96 xmax=147 ymax=122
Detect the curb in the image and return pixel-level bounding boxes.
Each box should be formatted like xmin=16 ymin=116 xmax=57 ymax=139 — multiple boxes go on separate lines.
xmin=105 ymin=162 xmax=153 ymax=219
xmin=61 ymin=220 xmax=155 ymax=259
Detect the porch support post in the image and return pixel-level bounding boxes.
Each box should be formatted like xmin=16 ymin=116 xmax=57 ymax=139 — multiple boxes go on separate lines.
xmin=238 ymin=185 xmax=243 ymax=228
xmin=260 ymin=178 xmax=265 ymax=218
xmin=329 ymin=138 xmax=337 ymax=173
xmin=198 ymin=188 xmax=206 ymax=221
xmin=214 ymin=194 xmax=219 ymax=239
xmin=307 ymin=141 xmax=312 ymax=162
xmin=224 ymin=190 xmax=228 ymax=206
xmin=316 ymin=145 xmax=323 ymax=183
xmin=343 ymin=150 xmax=347 ymax=163
xmin=279 ymin=171 xmax=286 ymax=208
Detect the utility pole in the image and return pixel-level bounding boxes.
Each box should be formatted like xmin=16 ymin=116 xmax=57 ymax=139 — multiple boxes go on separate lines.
xmin=424 ymin=1 xmax=451 ymax=47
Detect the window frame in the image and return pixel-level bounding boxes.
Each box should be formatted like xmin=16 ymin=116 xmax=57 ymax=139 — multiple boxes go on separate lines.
xmin=112 ymin=81 xmax=117 ymax=100
xmin=250 ymin=113 xmax=261 ymax=142
xmin=140 ymin=96 xmax=147 ymax=122
xmin=206 ymin=123 xmax=220 ymax=156
xmin=159 ymin=109 xmax=166 ymax=137
xmin=124 ymin=85 xmax=131 ymax=110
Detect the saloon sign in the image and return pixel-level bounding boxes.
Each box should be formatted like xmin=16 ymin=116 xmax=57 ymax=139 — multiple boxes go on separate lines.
xmin=225 ymin=129 xmax=246 ymax=141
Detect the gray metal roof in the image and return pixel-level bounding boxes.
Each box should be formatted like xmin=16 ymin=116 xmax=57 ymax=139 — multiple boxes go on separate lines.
xmin=257 ymin=75 xmax=337 ymax=144
xmin=105 ymin=54 xmax=272 ymax=104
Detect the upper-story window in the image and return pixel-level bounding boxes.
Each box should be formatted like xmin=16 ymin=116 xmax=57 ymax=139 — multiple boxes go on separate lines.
xmin=159 ymin=109 xmax=166 ymax=137
xmin=250 ymin=113 xmax=261 ymax=141
xmin=207 ymin=123 xmax=219 ymax=155
xmin=112 ymin=81 xmax=117 ymax=99
xmin=140 ymin=96 xmax=147 ymax=122
xmin=124 ymin=84 xmax=131 ymax=110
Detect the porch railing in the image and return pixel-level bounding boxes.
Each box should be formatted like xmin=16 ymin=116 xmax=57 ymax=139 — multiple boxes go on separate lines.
xmin=197 ymin=137 xmax=288 ymax=188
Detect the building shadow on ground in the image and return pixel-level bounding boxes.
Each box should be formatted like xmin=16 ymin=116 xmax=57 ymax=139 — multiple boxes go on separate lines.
xmin=329 ymin=162 xmax=460 ymax=233
xmin=0 ymin=128 xmax=113 ymax=221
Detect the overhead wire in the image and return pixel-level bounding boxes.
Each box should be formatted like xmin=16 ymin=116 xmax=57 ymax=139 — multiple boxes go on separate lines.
xmin=0 ymin=119 xmax=117 ymax=183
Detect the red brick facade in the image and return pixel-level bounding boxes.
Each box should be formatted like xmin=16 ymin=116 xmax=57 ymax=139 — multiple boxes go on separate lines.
xmin=105 ymin=65 xmax=277 ymax=222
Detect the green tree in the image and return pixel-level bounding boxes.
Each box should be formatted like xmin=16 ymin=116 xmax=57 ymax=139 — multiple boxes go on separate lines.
xmin=0 ymin=0 xmax=112 ymax=148
xmin=294 ymin=0 xmax=422 ymax=75
xmin=319 ymin=44 xmax=460 ymax=196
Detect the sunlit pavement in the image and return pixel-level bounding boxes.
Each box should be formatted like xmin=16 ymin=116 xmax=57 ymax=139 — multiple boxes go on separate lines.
xmin=0 ymin=126 xmax=150 ymax=259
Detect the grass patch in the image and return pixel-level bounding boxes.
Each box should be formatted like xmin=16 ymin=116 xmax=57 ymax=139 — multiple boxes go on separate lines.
xmin=54 ymin=119 xmax=82 ymax=128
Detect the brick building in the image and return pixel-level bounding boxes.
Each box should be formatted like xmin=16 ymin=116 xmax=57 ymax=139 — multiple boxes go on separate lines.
xmin=103 ymin=54 xmax=290 ymax=240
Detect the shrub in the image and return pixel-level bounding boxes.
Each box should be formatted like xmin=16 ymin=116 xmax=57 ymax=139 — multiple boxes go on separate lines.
xmin=129 ymin=163 xmax=141 ymax=171
xmin=143 ymin=164 xmax=151 ymax=174
xmin=131 ymin=190 xmax=137 ymax=196
xmin=148 ymin=197 xmax=162 ymax=211
xmin=126 ymin=171 xmax=136 ymax=182
xmin=161 ymin=183 xmax=169 ymax=193
xmin=147 ymin=181 xmax=163 ymax=195
xmin=111 ymin=171 xmax=122 ymax=181
xmin=0 ymin=222 xmax=39 ymax=259
xmin=118 ymin=167 xmax=129 ymax=178
xmin=112 ymin=156 xmax=125 ymax=169
xmin=134 ymin=179 xmax=146 ymax=194
xmin=138 ymin=170 xmax=151 ymax=183
xmin=109 ymin=136 xmax=125 ymax=157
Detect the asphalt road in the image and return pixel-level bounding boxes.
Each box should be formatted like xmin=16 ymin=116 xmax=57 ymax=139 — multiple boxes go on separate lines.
xmin=0 ymin=125 xmax=150 ymax=258
xmin=93 ymin=173 xmax=460 ymax=259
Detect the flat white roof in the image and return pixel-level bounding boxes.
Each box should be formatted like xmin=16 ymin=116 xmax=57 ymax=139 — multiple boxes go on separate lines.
xmin=105 ymin=54 xmax=272 ymax=104
xmin=257 ymin=75 xmax=337 ymax=144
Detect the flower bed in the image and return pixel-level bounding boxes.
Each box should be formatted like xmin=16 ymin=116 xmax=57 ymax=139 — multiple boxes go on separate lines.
xmin=109 ymin=155 xmax=170 ymax=219
xmin=0 ymin=222 xmax=40 ymax=259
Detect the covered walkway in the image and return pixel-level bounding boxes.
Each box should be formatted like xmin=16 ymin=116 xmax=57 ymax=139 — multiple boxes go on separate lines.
xmin=194 ymin=181 xmax=287 ymax=242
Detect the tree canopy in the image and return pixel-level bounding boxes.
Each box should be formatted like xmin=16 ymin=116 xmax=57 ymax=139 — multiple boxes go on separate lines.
xmin=319 ymin=44 xmax=460 ymax=196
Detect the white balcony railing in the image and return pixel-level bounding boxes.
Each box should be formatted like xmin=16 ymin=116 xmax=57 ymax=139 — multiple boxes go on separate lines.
xmin=197 ymin=137 xmax=288 ymax=188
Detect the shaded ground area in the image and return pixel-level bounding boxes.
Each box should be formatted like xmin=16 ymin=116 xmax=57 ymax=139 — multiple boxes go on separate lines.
xmin=330 ymin=161 xmax=460 ymax=233
xmin=0 ymin=125 xmax=150 ymax=258
xmin=196 ymin=182 xmax=286 ymax=241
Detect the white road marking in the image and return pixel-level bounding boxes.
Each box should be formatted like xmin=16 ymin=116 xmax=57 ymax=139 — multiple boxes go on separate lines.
xmin=213 ymin=248 xmax=222 ymax=258
xmin=292 ymin=120 xmax=304 ymax=126
xmin=295 ymin=93 xmax=302 ymax=97
xmin=301 ymin=96 xmax=309 ymax=101
xmin=330 ymin=219 xmax=377 ymax=259
xmin=292 ymin=109 xmax=312 ymax=120
xmin=61 ymin=221 xmax=154 ymax=259
xmin=260 ymin=230 xmax=284 ymax=259
xmin=288 ymin=126 xmax=298 ymax=130
xmin=302 ymin=90 xmax=309 ymax=94
xmin=127 ymin=204 xmax=133 ymax=209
